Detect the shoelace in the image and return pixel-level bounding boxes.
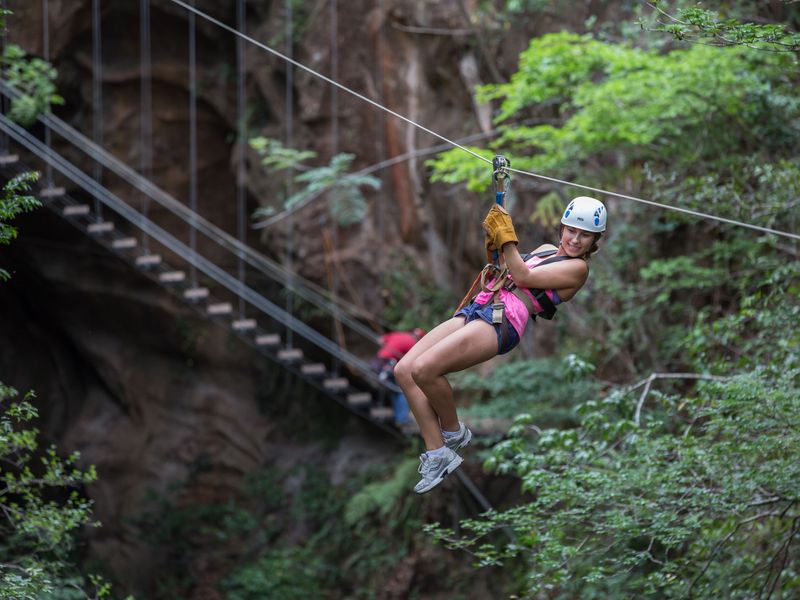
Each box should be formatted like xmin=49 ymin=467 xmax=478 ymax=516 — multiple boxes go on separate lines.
xmin=418 ymin=454 xmax=428 ymax=475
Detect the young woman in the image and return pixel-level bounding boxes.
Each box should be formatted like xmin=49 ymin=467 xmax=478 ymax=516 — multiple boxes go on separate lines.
xmin=394 ymin=196 xmax=607 ymax=493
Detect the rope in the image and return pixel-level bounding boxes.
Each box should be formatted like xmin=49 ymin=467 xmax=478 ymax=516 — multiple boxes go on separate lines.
xmin=329 ymin=0 xmax=341 ymax=376
xmin=284 ymin=0 xmax=294 ymax=348
xmin=188 ymin=0 xmax=198 ymax=286
xmin=41 ymin=0 xmax=53 ymax=186
xmin=91 ymin=0 xmax=103 ymax=219
xmin=166 ymin=0 xmax=800 ymax=243
xmin=139 ymin=0 xmax=152 ymax=252
xmin=236 ymin=0 xmax=247 ymax=317
xmin=0 ymin=0 xmax=7 ymax=154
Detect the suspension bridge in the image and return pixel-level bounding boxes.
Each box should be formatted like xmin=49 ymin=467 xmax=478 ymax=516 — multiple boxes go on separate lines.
xmin=0 ymin=0 xmax=421 ymax=441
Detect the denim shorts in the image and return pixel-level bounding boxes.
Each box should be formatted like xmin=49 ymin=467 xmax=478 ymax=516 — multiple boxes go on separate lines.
xmin=454 ymin=301 xmax=521 ymax=355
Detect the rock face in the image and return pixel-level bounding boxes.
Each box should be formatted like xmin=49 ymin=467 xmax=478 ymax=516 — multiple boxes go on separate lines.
xmin=2 ymin=0 xmax=613 ymax=596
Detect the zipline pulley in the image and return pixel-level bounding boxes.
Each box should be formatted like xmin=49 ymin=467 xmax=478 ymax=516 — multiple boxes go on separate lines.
xmin=492 ymin=154 xmax=510 ymax=207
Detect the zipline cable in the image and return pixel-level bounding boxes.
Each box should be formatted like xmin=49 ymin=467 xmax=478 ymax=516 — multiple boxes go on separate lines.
xmin=165 ymin=0 xmax=489 ymax=165
xmin=166 ymin=0 xmax=800 ymax=243
xmin=505 ymin=165 xmax=800 ymax=241
xmin=253 ymin=127 xmax=507 ymax=229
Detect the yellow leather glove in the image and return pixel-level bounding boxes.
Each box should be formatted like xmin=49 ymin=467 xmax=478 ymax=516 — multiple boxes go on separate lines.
xmin=482 ymin=204 xmax=518 ymax=251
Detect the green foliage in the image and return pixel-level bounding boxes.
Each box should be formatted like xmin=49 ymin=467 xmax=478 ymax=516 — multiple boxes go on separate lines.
xmin=430 ymin=367 xmax=800 ymax=598
xmin=430 ymin=31 xmax=796 ymax=189
xmin=222 ymin=546 xmax=327 ymax=600
xmin=2 ymin=43 xmax=64 ymax=126
xmin=452 ymin=355 xmax=599 ymax=426
xmin=0 ymin=171 xmax=41 ymax=281
xmin=344 ymin=458 xmax=419 ymax=526
xmin=425 ymin=15 xmax=800 ymax=599
xmin=249 ymin=137 xmax=315 ymax=170
xmin=249 ymin=137 xmax=380 ymax=227
xmin=644 ymin=1 xmax=800 ymax=52
xmin=139 ymin=458 xmax=452 ymax=599
xmin=381 ymin=253 xmax=457 ymax=331
xmin=0 ymin=383 xmax=114 ymax=600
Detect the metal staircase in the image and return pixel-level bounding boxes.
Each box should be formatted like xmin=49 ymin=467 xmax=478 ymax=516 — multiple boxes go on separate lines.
xmin=0 ymin=94 xmax=406 ymax=439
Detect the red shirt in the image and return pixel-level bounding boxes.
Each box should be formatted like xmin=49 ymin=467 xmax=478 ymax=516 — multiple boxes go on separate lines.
xmin=377 ymin=332 xmax=418 ymax=361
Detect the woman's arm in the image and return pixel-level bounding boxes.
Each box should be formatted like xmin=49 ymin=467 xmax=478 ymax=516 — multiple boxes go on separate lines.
xmin=502 ymin=242 xmax=588 ymax=294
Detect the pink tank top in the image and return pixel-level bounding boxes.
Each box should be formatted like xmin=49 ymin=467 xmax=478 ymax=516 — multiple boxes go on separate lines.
xmin=472 ymin=254 xmax=562 ymax=337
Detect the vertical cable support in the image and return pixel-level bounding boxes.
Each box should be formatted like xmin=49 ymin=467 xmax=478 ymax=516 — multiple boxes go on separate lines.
xmin=0 ymin=0 xmax=8 ymax=153
xmin=91 ymin=0 xmax=103 ymax=218
xmin=236 ymin=0 xmax=247 ymax=317
xmin=376 ymin=0 xmax=387 ymax=297
xmin=284 ymin=0 xmax=294 ymax=349
xmin=139 ymin=0 xmax=152 ymax=251
xmin=42 ymin=0 xmax=53 ymax=186
xmin=188 ymin=0 xmax=198 ymax=286
xmin=329 ymin=0 xmax=340 ymax=375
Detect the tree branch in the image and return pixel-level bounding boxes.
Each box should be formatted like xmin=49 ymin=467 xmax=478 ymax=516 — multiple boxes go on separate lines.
xmin=633 ymin=372 xmax=729 ymax=426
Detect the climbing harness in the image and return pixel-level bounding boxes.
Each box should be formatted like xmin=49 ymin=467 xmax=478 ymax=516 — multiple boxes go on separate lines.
xmin=479 ymin=249 xmax=576 ymax=350
xmin=455 ymin=156 xmax=579 ymax=350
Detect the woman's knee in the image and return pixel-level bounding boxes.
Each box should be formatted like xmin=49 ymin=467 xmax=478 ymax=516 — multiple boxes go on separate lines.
xmin=410 ymin=356 xmax=438 ymax=387
xmin=394 ymin=356 xmax=414 ymax=386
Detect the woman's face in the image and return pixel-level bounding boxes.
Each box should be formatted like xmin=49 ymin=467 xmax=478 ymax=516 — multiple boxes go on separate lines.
xmin=560 ymin=226 xmax=596 ymax=257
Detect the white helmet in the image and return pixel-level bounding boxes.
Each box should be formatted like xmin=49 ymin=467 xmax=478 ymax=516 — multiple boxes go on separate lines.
xmin=561 ymin=196 xmax=607 ymax=233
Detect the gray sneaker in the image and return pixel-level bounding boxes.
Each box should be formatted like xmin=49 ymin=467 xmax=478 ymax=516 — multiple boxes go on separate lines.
xmin=414 ymin=448 xmax=463 ymax=494
xmin=443 ymin=422 xmax=472 ymax=451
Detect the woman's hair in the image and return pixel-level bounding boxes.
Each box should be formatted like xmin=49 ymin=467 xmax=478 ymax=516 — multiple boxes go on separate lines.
xmin=558 ymin=225 xmax=603 ymax=261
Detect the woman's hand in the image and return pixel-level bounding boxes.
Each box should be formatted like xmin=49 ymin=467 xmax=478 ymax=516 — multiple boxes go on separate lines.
xmin=482 ymin=204 xmax=518 ymax=250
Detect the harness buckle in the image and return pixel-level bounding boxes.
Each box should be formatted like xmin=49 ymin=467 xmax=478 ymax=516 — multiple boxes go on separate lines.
xmin=491 ymin=302 xmax=505 ymax=324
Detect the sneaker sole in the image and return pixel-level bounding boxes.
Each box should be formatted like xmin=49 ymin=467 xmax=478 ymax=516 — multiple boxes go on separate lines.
xmin=414 ymin=454 xmax=463 ymax=494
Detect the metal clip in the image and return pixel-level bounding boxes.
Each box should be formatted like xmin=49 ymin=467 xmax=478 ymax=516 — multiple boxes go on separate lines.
xmin=491 ymin=302 xmax=505 ymax=324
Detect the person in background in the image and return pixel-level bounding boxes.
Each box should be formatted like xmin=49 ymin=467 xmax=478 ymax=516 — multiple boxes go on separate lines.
xmin=374 ymin=328 xmax=426 ymax=428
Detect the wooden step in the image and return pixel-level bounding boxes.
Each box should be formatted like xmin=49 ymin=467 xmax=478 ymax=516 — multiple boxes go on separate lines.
xmin=183 ymin=287 xmax=209 ymax=301
xmin=301 ymin=363 xmax=326 ymax=377
xmin=207 ymin=302 xmax=232 ymax=316
xmin=87 ymin=221 xmax=114 ymax=234
xmin=278 ymin=348 xmax=303 ymax=362
xmin=135 ymin=254 xmax=162 ymax=267
xmin=323 ymin=377 xmax=349 ymax=391
xmin=255 ymin=333 xmax=280 ymax=347
xmin=369 ymin=406 xmax=395 ymax=421
xmin=347 ymin=392 xmax=372 ymax=407
xmin=0 ymin=154 xmax=19 ymax=165
xmin=40 ymin=186 xmax=65 ymax=199
xmin=158 ymin=270 xmax=186 ymax=283
xmin=63 ymin=204 xmax=90 ymax=216
xmin=232 ymin=318 xmax=257 ymax=332
xmin=111 ymin=237 xmax=137 ymax=250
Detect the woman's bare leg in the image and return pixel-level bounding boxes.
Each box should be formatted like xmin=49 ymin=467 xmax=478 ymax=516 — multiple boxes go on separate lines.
xmin=395 ymin=318 xmax=466 ymax=450
xmin=410 ymin=320 xmax=498 ymax=448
